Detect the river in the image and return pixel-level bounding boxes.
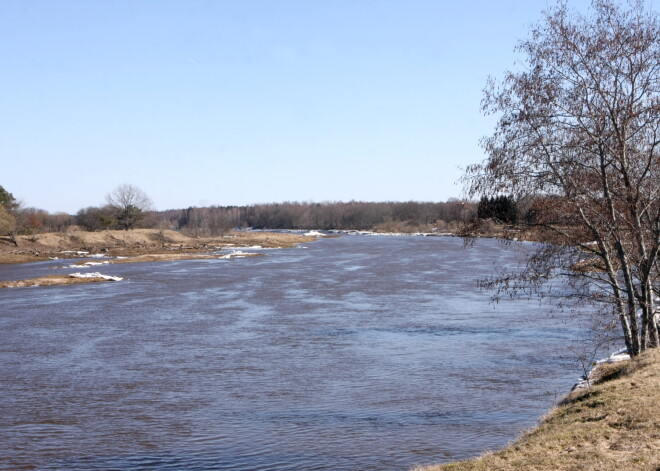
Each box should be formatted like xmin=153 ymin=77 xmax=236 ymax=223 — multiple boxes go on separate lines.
xmin=0 ymin=235 xmax=583 ymax=470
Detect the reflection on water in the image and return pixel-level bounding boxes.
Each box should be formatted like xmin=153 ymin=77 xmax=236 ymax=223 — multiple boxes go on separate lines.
xmin=0 ymin=236 xmax=581 ymax=470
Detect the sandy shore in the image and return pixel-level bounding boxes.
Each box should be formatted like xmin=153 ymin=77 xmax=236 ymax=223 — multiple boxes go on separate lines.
xmin=0 ymin=229 xmax=319 ymax=287
xmin=0 ymin=229 xmax=315 ymax=264
xmin=0 ymin=274 xmax=121 ymax=288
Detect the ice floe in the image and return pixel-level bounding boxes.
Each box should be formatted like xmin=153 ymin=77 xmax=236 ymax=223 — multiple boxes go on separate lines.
xmin=81 ymin=261 xmax=110 ymax=267
xmin=238 ymin=245 xmax=281 ymax=250
xmin=68 ymin=272 xmax=123 ymax=282
xmin=63 ymin=261 xmax=111 ymax=269
xmin=215 ymin=244 xmax=280 ymax=251
xmin=218 ymin=250 xmax=254 ymax=259
xmin=327 ymin=229 xmax=449 ymax=237
xmin=57 ymin=251 xmax=108 ymax=258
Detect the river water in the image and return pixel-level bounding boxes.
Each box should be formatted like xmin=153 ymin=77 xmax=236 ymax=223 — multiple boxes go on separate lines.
xmin=0 ymin=235 xmax=582 ymax=471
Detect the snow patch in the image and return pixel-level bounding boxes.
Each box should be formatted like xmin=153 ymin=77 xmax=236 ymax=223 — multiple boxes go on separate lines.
xmin=328 ymin=230 xmax=444 ymax=237
xmin=64 ymin=261 xmax=111 ymax=269
xmin=218 ymin=250 xmax=254 ymax=259
xmin=573 ymin=348 xmax=631 ymax=390
xmin=82 ymin=261 xmax=110 ymax=267
xmin=68 ymin=272 xmax=123 ymax=282
xmin=594 ymin=348 xmax=631 ymax=365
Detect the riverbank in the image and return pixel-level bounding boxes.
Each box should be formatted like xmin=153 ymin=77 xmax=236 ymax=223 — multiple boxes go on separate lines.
xmin=0 ymin=229 xmax=318 ymax=288
xmin=412 ymin=348 xmax=660 ymax=471
xmin=0 ymin=273 xmax=123 ymax=288
xmin=0 ymin=229 xmax=315 ymax=265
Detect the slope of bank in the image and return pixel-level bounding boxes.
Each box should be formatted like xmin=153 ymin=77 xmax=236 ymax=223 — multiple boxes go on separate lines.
xmin=413 ymin=348 xmax=660 ymax=471
xmin=0 ymin=273 xmax=122 ymax=288
xmin=0 ymin=229 xmax=314 ymax=264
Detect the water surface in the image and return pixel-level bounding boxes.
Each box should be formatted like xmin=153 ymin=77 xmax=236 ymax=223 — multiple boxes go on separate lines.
xmin=0 ymin=235 xmax=581 ymax=470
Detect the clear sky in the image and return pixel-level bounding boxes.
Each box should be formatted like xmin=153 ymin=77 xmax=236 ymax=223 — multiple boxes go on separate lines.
xmin=1 ymin=0 xmax=594 ymax=214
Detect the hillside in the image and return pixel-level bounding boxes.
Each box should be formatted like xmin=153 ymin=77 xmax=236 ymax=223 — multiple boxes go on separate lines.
xmin=413 ymin=348 xmax=660 ymax=471
xmin=0 ymin=229 xmax=313 ymax=264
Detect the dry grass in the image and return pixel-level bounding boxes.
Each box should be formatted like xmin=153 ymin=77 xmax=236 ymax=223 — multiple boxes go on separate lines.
xmin=372 ymin=221 xmax=438 ymax=233
xmin=0 ymin=229 xmax=315 ymax=288
xmin=110 ymin=252 xmax=263 ymax=264
xmin=0 ymin=275 xmax=116 ymax=289
xmin=0 ymin=251 xmax=49 ymax=264
xmin=412 ymin=348 xmax=660 ymax=471
xmin=220 ymin=231 xmax=314 ymax=248
xmin=0 ymin=229 xmax=314 ymax=264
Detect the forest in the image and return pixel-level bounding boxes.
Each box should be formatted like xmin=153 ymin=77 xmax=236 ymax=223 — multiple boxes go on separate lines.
xmin=0 ymin=185 xmax=491 ymax=238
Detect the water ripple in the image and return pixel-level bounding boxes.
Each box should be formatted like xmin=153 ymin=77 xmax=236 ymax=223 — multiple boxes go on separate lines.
xmin=0 ymin=236 xmax=585 ymax=471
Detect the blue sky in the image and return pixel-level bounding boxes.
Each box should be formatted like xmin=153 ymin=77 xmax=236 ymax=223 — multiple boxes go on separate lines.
xmin=1 ymin=0 xmax=594 ymax=213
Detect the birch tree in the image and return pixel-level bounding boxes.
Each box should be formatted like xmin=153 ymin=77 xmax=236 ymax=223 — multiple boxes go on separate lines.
xmin=466 ymin=0 xmax=660 ymax=355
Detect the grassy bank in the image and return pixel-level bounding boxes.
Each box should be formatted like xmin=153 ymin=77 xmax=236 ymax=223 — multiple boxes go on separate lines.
xmin=0 ymin=274 xmax=120 ymax=288
xmin=0 ymin=229 xmax=314 ymax=264
xmin=413 ymin=348 xmax=660 ymax=471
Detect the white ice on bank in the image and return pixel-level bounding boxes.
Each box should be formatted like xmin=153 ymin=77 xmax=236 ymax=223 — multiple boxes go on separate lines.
xmin=595 ymin=348 xmax=631 ymax=364
xmin=573 ymin=348 xmax=631 ymax=390
xmin=304 ymin=230 xmax=324 ymax=237
xmin=66 ymin=261 xmax=111 ymax=269
xmin=217 ymin=245 xmax=280 ymax=251
xmin=327 ymin=229 xmax=448 ymax=237
xmin=68 ymin=272 xmax=123 ymax=281
xmin=218 ymin=250 xmax=254 ymax=259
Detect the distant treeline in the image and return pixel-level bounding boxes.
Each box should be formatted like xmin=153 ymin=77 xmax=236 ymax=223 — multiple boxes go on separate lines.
xmin=10 ymin=199 xmax=538 ymax=236
xmin=156 ymin=200 xmax=478 ymax=235
xmin=3 ymin=199 xmax=485 ymax=237
xmin=5 ymin=181 xmax=531 ymax=239
xmin=0 ymin=183 xmax=536 ymax=241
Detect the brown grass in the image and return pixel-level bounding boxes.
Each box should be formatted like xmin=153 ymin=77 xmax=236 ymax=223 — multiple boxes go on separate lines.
xmin=0 ymin=229 xmax=314 ymax=264
xmin=412 ymin=348 xmax=660 ymax=471
xmin=0 ymin=229 xmax=315 ymax=289
xmin=0 ymin=275 xmax=117 ymax=289
xmin=220 ymin=231 xmax=315 ymax=248
xmin=372 ymin=221 xmax=438 ymax=233
xmin=110 ymin=252 xmax=263 ymax=264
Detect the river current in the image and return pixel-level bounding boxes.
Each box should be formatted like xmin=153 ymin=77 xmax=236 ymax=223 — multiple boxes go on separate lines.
xmin=0 ymin=235 xmax=583 ymax=470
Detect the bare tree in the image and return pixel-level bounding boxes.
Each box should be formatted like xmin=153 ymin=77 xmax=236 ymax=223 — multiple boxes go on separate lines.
xmin=0 ymin=185 xmax=20 ymax=245
xmin=76 ymin=205 xmax=115 ymax=231
xmin=106 ymin=184 xmax=154 ymax=230
xmin=465 ymin=0 xmax=660 ymax=355
xmin=0 ymin=205 xmax=17 ymax=245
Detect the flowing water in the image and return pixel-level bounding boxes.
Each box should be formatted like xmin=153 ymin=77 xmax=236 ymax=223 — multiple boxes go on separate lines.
xmin=0 ymin=235 xmax=583 ymax=470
